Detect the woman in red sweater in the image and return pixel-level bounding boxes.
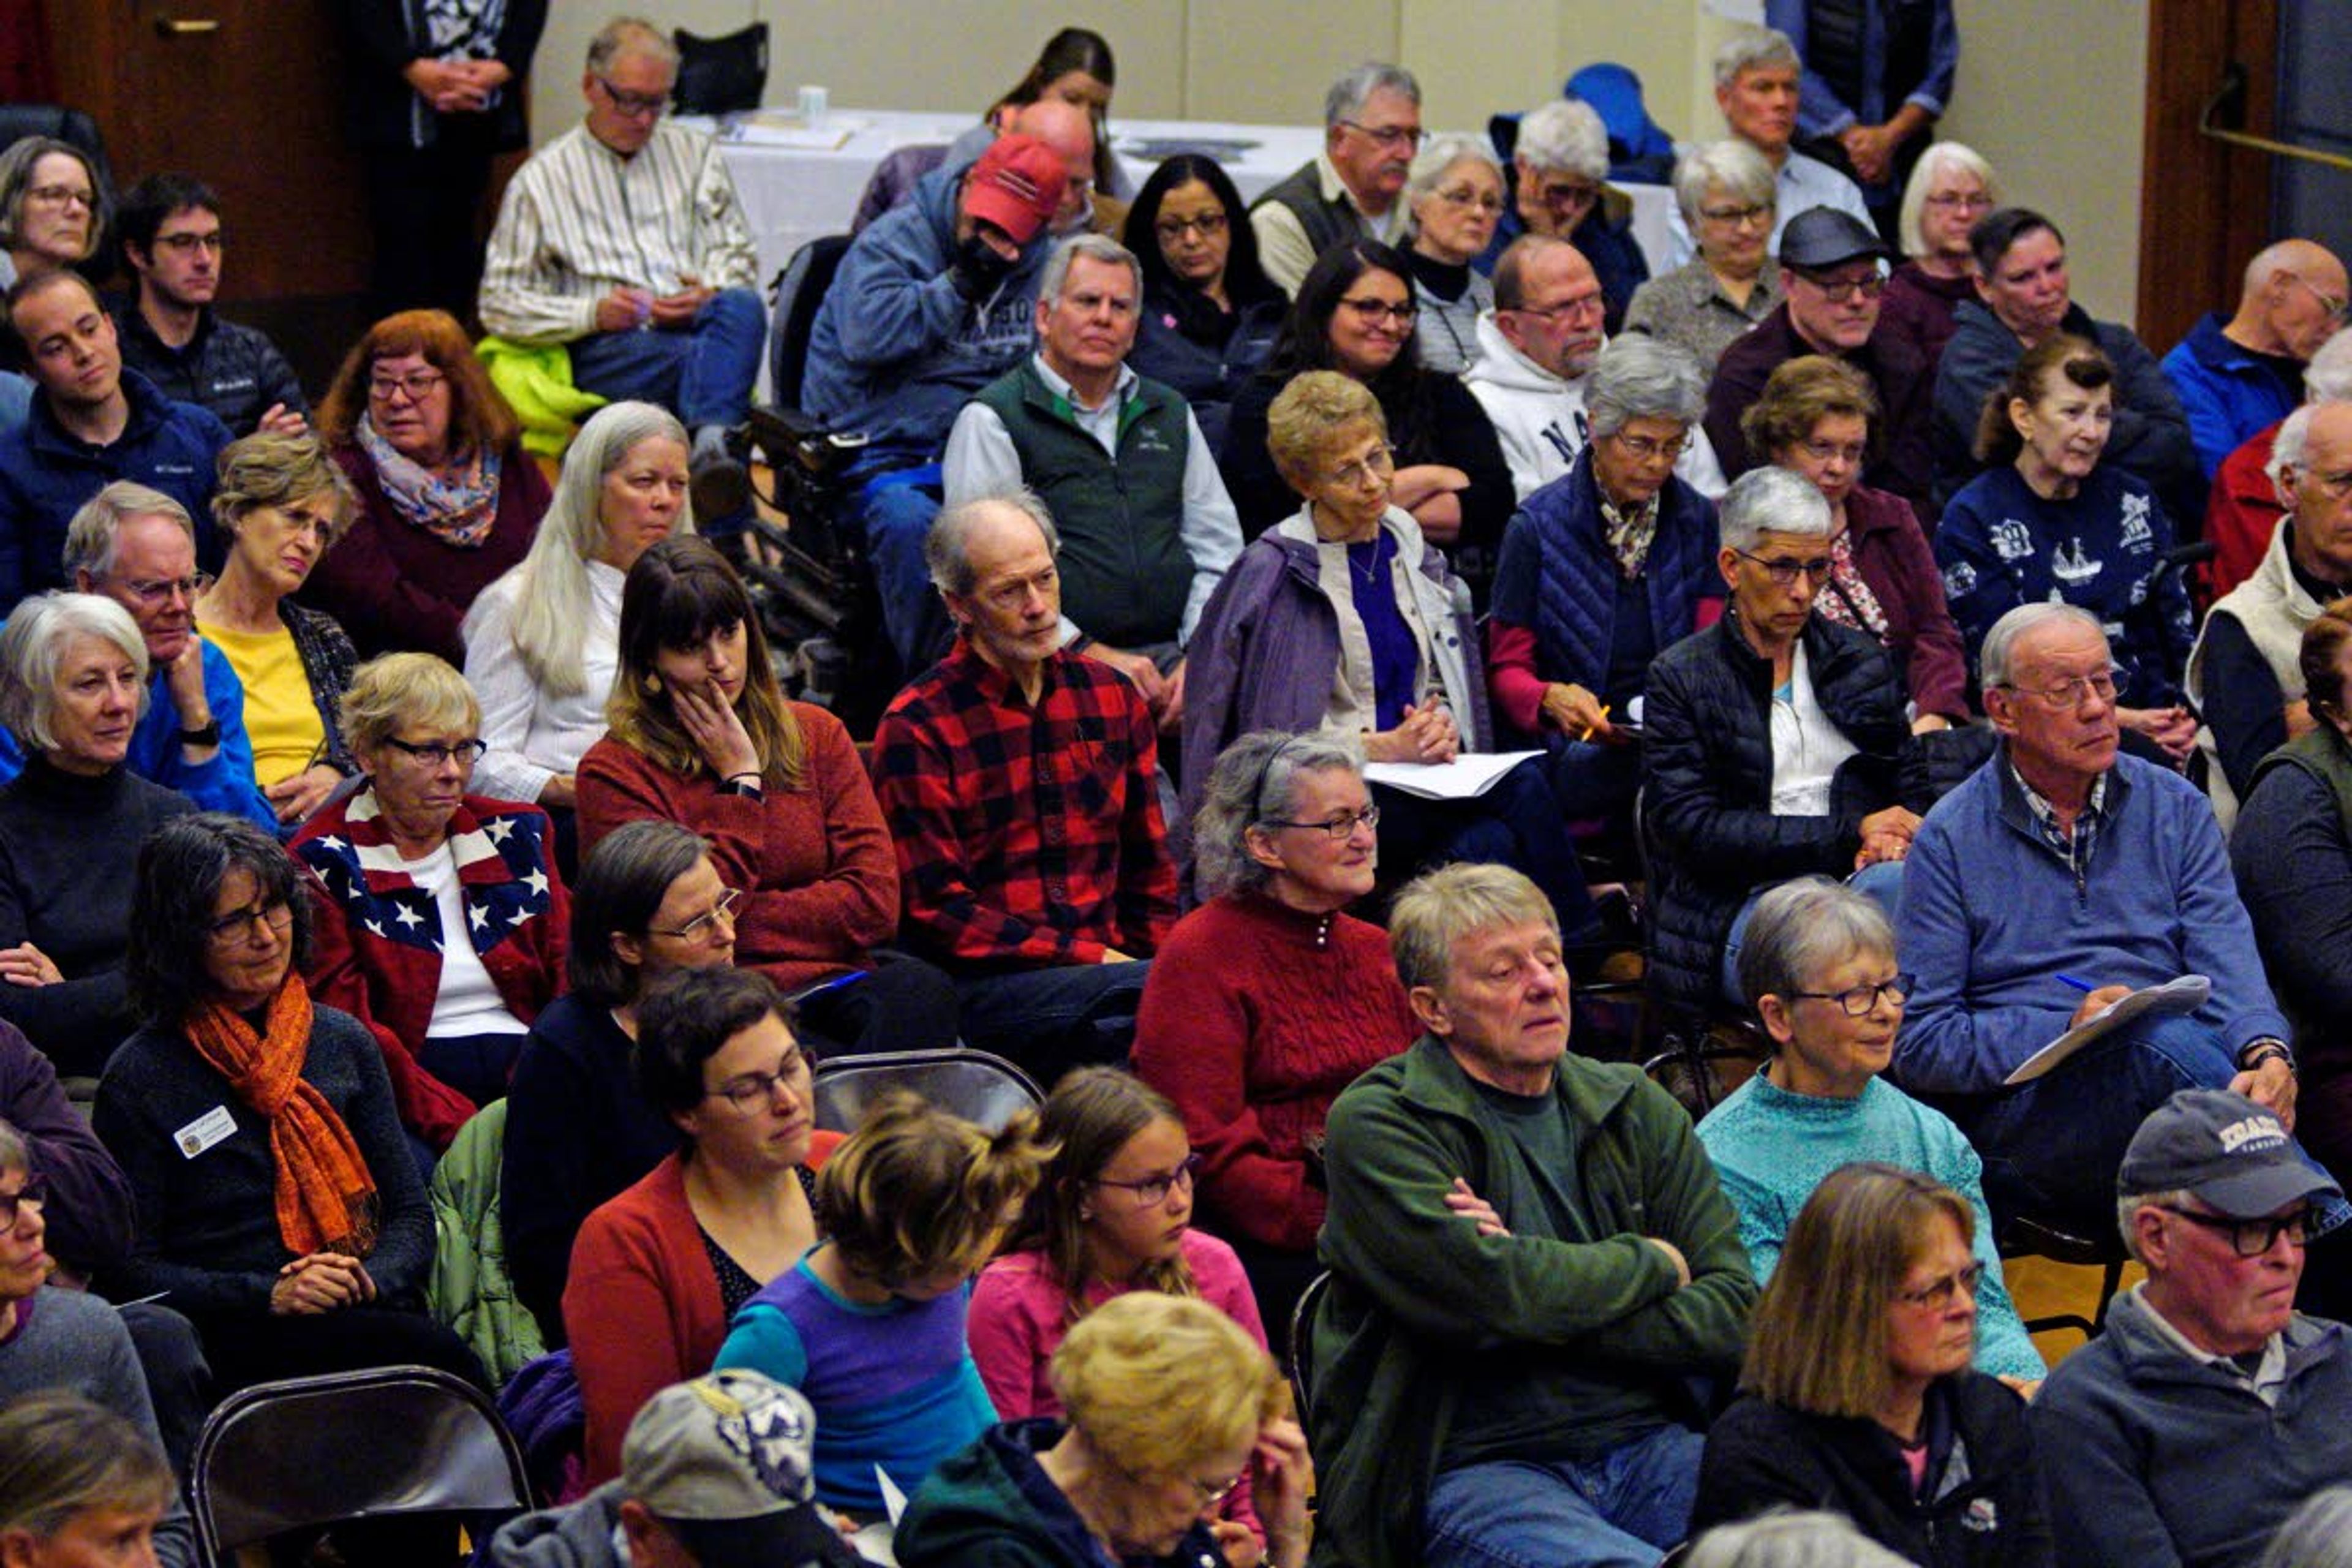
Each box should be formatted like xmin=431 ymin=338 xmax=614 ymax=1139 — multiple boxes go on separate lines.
xmin=576 ymin=538 xmax=957 ymax=1054
xmin=565 ymin=967 xmax=842 ymax=1484
xmin=1130 ymin=732 xmax=1416 ymax=1344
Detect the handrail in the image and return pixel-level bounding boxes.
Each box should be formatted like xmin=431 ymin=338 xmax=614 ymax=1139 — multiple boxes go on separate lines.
xmin=2200 ymin=61 xmax=2352 ymax=175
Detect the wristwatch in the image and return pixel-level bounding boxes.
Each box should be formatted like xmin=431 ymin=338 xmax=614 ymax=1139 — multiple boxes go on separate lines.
xmin=2240 ymin=1039 xmax=2296 ymax=1074
xmin=178 ymin=718 xmax=221 ymax=748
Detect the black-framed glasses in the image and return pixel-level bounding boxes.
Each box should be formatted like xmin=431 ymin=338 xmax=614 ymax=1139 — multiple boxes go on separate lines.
xmin=1786 ymin=972 xmax=1913 ymax=1017
xmin=1264 ymin=804 xmax=1381 ymax=840
xmin=1094 ymin=1153 xmax=1200 ymax=1208
xmin=112 ymin=571 xmax=211 ymax=607
xmin=1338 ymin=296 xmax=1417 ymax=326
xmin=1896 ymin=1259 xmax=1985 ymax=1309
xmin=1794 ymin=270 xmax=1887 ymax=304
xmin=596 ymin=75 xmax=671 ymax=118
xmin=1154 ymin=211 xmax=1228 ymax=243
xmin=1735 ymin=548 xmax=1836 ymax=587
xmin=1532 ymin=179 xmax=1602 ymax=211
xmin=205 ymin=897 xmax=293 ymax=947
xmin=155 ymin=230 xmax=224 ymax=254
xmin=650 ymin=886 xmax=742 ymax=942
xmin=1338 ymin=119 xmax=1426 ymax=151
xmin=0 ymin=1171 xmax=47 ymax=1236
xmin=1996 ymin=672 xmax=2118 ymax=709
xmin=381 ymin=736 xmax=488 ymax=768
xmin=368 ymin=370 xmax=446 ymax=404
xmin=1699 ymin=202 xmax=1771 ymax=228
xmin=2162 ymin=1205 xmax=2312 ymax=1258
xmin=705 ymin=1047 xmax=812 ymax=1115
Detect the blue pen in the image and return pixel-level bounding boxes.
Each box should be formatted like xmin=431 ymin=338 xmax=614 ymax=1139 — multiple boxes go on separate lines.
xmin=2055 ymin=973 xmax=2100 ymax=993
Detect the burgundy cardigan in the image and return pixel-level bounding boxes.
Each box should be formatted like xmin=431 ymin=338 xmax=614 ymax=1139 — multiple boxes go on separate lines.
xmin=1842 ymin=481 xmax=1971 ymax=723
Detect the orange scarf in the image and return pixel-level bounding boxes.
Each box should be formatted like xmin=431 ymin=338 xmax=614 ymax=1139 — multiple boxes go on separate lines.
xmin=184 ymin=974 xmax=380 ymax=1257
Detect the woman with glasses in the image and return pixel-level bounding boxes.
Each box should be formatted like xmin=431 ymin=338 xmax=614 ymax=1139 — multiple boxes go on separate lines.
xmin=577 ymin=538 xmax=957 ymax=1057
xmin=94 ymin=813 xmax=484 ymax=1404
xmin=1477 ymin=100 xmax=1649 ymax=337
xmin=1215 ymin=240 xmax=1513 ymax=584
xmin=1188 ymin=372 xmax=1597 ymax=943
xmin=567 ymin=967 xmax=839 ymax=1485
xmin=1691 ymin=1163 xmax=2054 ymax=1568
xmin=973 ymin=1068 xmax=1273 ymax=1566
xmin=1746 ymin=356 xmax=1968 ymax=729
xmin=0 ymin=136 xmax=106 ymax=292
xmin=304 ymin=309 xmax=553 ymax=665
xmin=1936 ymin=334 xmax=2197 ymax=762
xmin=1122 ymin=154 xmax=1284 ymax=453
xmin=1486 ymin=334 xmax=1721 ymax=837
xmin=900 ymin=1292 xmax=1313 ymax=1568
xmin=463 ymin=402 xmax=692 ymax=838
xmin=1400 ymin=137 xmax=1504 ymax=375
xmin=0 ymin=594 xmax=195 ymax=1077
xmin=1624 ymin=141 xmax=1785 ymax=374
xmin=1880 ymin=145 xmax=2000 ymax=370
xmin=1130 ymin=734 xmax=1413 ymax=1338
xmin=195 ymin=432 xmax=364 ymax=829
xmin=290 ymin=652 xmax=569 ymax=1156
xmin=1695 ymin=878 xmax=2043 ymax=1383
xmin=503 ymin=820 xmax=744 ymax=1341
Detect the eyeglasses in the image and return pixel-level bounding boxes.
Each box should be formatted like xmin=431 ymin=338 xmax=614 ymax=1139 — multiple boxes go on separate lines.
xmin=1924 ymin=190 xmax=1994 ymax=212
xmin=596 ymin=76 xmax=671 ymax=118
xmin=1338 ymin=296 xmax=1417 ymax=326
xmin=705 ymin=1048 xmax=812 ymax=1115
xmin=1433 ymin=185 xmax=1506 ymax=215
xmin=1608 ymin=429 xmax=1687 ymax=463
xmin=1997 ymin=671 xmax=2118 ymax=709
xmin=1795 ymin=270 xmax=1887 ymax=304
xmin=1509 ymin=293 xmax=1606 ymax=325
xmin=1264 ymin=804 xmax=1381 ymax=840
xmin=1785 ymin=971 xmax=1913 ymax=1017
xmin=380 ymin=736 xmax=488 ymax=768
xmin=26 ymin=184 xmax=92 ymax=209
xmin=1190 ymin=1468 xmax=1246 ymax=1508
xmin=1735 ymin=547 xmax=1836 ymax=586
xmin=1797 ymin=437 xmax=1868 ymax=467
xmin=1321 ymin=444 xmax=1396 ymax=490
xmin=1532 ymin=179 xmax=1602 ymax=211
xmin=1154 ymin=211 xmax=1228 ymax=243
xmin=0 ymin=1172 xmax=48 ymax=1237
xmin=2162 ymin=1205 xmax=2312 ymax=1258
xmin=1896 ymin=1259 xmax=1986 ymax=1310
xmin=649 ymin=886 xmax=742 ymax=942
xmin=155 ymin=231 xmax=224 ymax=255
xmin=205 ymin=897 xmax=293 ymax=948
xmin=2290 ymin=271 xmax=2351 ymax=326
xmin=1699 ymin=202 xmax=1771 ymax=228
xmin=1094 ymin=1153 xmax=1200 ymax=1208
xmin=368 ymin=370 xmax=446 ymax=404
xmin=111 ymin=571 xmax=211 ymax=607
xmin=1338 ymin=119 xmax=1426 ymax=151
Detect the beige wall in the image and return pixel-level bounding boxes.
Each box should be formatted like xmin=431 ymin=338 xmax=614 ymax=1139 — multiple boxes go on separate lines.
xmin=530 ymin=0 xmax=2148 ymax=317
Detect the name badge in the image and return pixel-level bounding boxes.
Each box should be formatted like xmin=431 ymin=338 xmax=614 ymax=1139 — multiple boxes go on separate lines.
xmin=173 ymin=1105 xmax=238 ymax=1159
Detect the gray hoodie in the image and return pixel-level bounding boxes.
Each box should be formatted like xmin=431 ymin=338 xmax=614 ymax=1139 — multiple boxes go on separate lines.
xmin=489 ymin=1483 xmax=628 ymax=1568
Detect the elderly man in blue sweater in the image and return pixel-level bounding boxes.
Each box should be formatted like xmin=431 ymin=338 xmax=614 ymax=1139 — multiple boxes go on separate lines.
xmin=1894 ymin=601 xmax=2343 ymax=1236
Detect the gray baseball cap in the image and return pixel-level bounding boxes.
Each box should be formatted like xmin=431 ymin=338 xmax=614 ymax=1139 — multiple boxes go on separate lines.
xmin=2119 ymin=1088 xmax=2343 ymax=1219
xmin=622 ymin=1371 xmax=850 ymax=1568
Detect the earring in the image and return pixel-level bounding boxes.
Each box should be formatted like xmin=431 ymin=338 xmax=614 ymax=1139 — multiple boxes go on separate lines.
xmin=643 ymin=673 xmax=663 ymax=694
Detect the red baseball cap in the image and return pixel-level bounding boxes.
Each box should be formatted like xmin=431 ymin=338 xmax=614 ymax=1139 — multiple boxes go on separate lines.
xmin=963 ymin=134 xmax=1068 ymax=246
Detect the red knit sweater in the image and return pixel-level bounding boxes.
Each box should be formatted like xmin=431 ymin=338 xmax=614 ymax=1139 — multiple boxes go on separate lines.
xmin=1130 ymin=894 xmax=1417 ymax=1251
xmin=574 ymin=702 xmax=900 ymax=992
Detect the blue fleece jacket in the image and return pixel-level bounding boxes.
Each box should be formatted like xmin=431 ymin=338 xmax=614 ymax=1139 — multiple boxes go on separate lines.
xmin=801 ymin=164 xmax=1051 ymax=465
xmin=0 ymin=368 xmax=230 ymax=612
xmin=2160 ymin=311 xmax=2303 ymax=484
xmin=1893 ymin=749 xmax=2288 ymax=1097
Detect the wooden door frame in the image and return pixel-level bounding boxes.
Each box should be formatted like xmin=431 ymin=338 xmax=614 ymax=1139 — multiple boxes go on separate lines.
xmin=2138 ymin=0 xmax=2279 ymax=350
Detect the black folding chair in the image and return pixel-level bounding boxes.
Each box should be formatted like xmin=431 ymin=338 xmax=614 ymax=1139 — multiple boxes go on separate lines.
xmin=810 ymin=1047 xmax=1044 ymax=1135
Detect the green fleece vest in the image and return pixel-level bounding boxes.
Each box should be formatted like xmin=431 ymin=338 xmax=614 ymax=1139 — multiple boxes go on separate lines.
xmin=974 ymin=361 xmax=1193 ymax=648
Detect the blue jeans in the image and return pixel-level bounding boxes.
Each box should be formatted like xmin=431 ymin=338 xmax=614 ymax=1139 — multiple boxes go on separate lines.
xmin=566 ymin=285 xmax=766 ymax=429
xmin=1542 ymin=736 xmax=1643 ymax=825
xmin=855 ymin=467 xmax=952 ymax=674
xmin=1424 ymin=1423 xmax=1705 ymax=1568
xmin=1947 ymin=1011 xmax=2352 ymax=1235
xmin=954 ymin=960 xmax=1152 ymax=1086
xmin=1718 ymin=858 xmax=1907 ymax=1004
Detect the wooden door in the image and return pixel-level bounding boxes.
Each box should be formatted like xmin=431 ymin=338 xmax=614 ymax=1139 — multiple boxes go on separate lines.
xmin=2138 ymin=0 xmax=2280 ymax=353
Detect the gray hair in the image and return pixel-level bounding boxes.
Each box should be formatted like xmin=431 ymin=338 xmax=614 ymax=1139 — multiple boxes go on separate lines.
xmin=926 ymin=488 xmax=1061 ymax=596
xmin=0 ymin=1118 xmax=25 ymax=1176
xmin=1736 ymin=876 xmax=1896 ymax=1012
xmin=1324 ymin=62 xmax=1420 ymax=127
xmin=2307 ymin=331 xmax=2352 ymax=403
xmin=466 ymin=399 xmax=692 ymax=699
xmin=0 ymin=592 xmax=149 ymax=752
xmin=1193 ymin=731 xmax=1364 ymax=899
xmin=2256 ymin=1486 xmax=2352 ymax=1568
xmin=1897 ymin=143 xmax=1999 ymax=259
xmin=1586 ymin=334 xmax=1708 ymax=440
xmin=586 ymin=16 xmax=677 ymax=76
xmin=2270 ymin=402 xmax=2323 ymax=497
xmin=0 ymin=137 xmax=106 ymax=258
xmin=1513 ymin=100 xmax=1608 ymax=183
xmin=2116 ymin=1186 xmax=2191 ymax=1263
xmin=1980 ymin=602 xmax=2105 ymax=690
xmin=1040 ymin=232 xmax=1142 ymax=308
xmin=1673 ymin=138 xmax=1776 ymax=229
xmin=1714 ymin=26 xmax=1801 ymax=89
xmin=1404 ymin=135 xmax=1504 ymax=211
xmin=1683 ymin=1511 xmax=1914 ymax=1568
xmin=1720 ymin=466 xmax=1834 ymax=553
xmin=1389 ymin=862 xmax=1556 ymax=993
xmin=59 ymin=481 xmax=193 ymax=583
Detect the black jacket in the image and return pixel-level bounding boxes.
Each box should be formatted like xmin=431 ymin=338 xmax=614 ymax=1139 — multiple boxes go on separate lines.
xmin=1643 ymin=609 xmax=1909 ymax=1014
xmin=1693 ymin=1374 xmax=2054 ymax=1568
xmin=337 ymin=0 xmax=549 ymax=153
xmin=110 ymin=300 xmax=307 ymax=439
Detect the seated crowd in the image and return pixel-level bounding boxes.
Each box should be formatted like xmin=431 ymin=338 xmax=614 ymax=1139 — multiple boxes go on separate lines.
xmin=6 ymin=10 xmax=2352 ymax=1568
